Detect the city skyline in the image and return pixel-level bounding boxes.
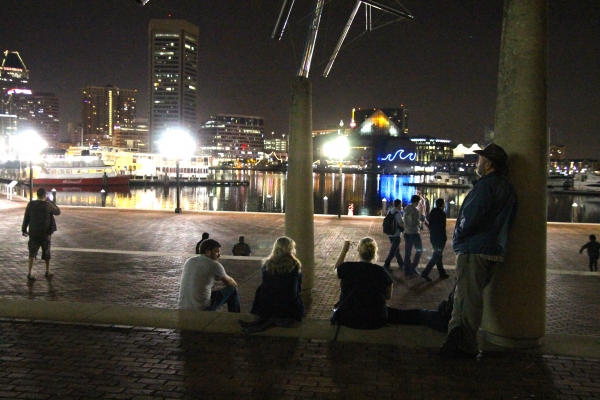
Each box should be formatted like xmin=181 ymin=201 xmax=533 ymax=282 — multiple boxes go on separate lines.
xmin=0 ymin=1 xmax=598 ymax=158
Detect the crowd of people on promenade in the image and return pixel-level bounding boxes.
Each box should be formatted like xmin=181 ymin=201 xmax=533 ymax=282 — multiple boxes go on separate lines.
xmin=19 ymin=144 xmax=598 ymax=359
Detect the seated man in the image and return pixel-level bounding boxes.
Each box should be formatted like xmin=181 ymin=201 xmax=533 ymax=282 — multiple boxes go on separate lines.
xmin=232 ymin=235 xmax=252 ymax=256
xmin=179 ymin=239 xmax=240 ymax=312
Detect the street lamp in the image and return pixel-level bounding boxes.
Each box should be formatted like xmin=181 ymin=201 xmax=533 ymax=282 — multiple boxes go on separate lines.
xmin=323 ymin=136 xmax=350 ymax=219
xmin=13 ymin=130 xmax=47 ymax=201
xmin=158 ymin=128 xmax=196 ymax=214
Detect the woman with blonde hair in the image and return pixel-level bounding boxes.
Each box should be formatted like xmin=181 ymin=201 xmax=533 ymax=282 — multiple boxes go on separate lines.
xmin=249 ymin=236 xmax=305 ymax=322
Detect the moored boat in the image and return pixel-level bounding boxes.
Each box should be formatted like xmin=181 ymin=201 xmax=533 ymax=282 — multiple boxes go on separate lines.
xmin=26 ymin=155 xmax=130 ymax=187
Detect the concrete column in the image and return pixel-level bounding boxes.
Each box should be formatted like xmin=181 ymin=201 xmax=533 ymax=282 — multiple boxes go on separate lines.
xmin=482 ymin=0 xmax=548 ymax=348
xmin=285 ymin=77 xmax=315 ymax=296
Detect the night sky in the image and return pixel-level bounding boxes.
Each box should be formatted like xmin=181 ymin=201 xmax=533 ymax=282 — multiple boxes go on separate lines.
xmin=1 ymin=1 xmax=598 ymax=158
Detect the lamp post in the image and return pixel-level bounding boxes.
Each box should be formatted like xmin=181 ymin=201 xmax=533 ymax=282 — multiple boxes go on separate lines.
xmin=157 ymin=128 xmax=196 ymax=214
xmin=323 ymin=136 xmax=350 ymax=219
xmin=13 ymin=130 xmax=47 ymax=201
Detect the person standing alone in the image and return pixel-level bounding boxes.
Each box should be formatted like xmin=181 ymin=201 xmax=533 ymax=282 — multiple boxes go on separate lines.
xmin=22 ymin=187 xmax=61 ymax=281
xmin=579 ymin=235 xmax=600 ymax=272
xmin=439 ymin=143 xmax=517 ymax=359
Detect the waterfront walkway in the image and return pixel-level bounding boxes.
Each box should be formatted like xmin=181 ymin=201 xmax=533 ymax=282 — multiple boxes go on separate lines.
xmin=1 ymin=194 xmax=599 ymax=399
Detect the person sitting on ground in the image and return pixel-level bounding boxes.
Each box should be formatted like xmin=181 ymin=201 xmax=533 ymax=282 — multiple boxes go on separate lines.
xmin=334 ymin=237 xmax=451 ymax=332
xmin=580 ymin=234 xmax=600 ymax=272
xmin=195 ymin=232 xmax=209 ymax=254
xmin=241 ymin=237 xmax=305 ymax=333
xmin=232 ymin=236 xmax=252 ymax=256
xmin=179 ymin=239 xmax=240 ymax=313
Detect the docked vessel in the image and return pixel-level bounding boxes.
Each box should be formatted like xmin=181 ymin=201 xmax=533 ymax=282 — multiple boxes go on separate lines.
xmin=26 ymin=155 xmax=130 ymax=187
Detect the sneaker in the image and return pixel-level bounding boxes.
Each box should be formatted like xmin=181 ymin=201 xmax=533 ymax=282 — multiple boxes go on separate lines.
xmin=27 ymin=274 xmax=36 ymax=281
xmin=439 ymin=274 xmax=450 ymax=280
xmin=421 ymin=274 xmax=432 ymax=282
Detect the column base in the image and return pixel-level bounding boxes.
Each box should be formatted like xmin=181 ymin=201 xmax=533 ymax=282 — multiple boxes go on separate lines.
xmin=482 ymin=330 xmax=543 ymax=350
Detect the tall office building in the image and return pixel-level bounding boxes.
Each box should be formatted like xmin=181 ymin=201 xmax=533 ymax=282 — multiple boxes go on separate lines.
xmin=0 ymin=50 xmax=30 ymax=144
xmin=148 ymin=19 xmax=199 ymax=152
xmin=82 ymin=85 xmax=137 ymax=146
xmin=199 ymin=115 xmax=265 ymax=160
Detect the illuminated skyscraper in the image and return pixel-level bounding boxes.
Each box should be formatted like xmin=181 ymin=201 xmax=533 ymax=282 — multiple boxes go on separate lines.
xmin=82 ymin=85 xmax=137 ymax=146
xmin=148 ymin=19 xmax=199 ymax=152
xmin=199 ymin=115 xmax=265 ymax=160
xmin=0 ymin=50 xmax=29 ymax=142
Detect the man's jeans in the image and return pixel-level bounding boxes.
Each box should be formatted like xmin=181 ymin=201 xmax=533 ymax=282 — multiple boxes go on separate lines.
xmin=404 ymin=233 xmax=423 ymax=274
xmin=207 ymin=286 xmax=241 ymax=312
xmin=383 ymin=235 xmax=404 ymax=269
xmin=422 ymin=241 xmax=447 ymax=278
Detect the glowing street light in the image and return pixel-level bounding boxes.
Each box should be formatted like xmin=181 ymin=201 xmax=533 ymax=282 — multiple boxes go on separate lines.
xmin=13 ymin=130 xmax=47 ymax=201
xmin=158 ymin=128 xmax=195 ymax=214
xmin=324 ymin=136 xmax=350 ymax=219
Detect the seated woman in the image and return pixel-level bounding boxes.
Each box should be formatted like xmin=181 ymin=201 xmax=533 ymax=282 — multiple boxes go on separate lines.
xmin=334 ymin=238 xmax=449 ymax=332
xmin=241 ymin=237 xmax=305 ymax=332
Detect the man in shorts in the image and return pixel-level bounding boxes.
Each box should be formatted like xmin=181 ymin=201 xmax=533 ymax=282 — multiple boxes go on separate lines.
xmin=22 ymin=187 xmax=61 ymax=281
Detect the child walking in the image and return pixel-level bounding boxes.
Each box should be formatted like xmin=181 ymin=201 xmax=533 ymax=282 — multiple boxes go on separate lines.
xmin=579 ymin=235 xmax=600 ymax=272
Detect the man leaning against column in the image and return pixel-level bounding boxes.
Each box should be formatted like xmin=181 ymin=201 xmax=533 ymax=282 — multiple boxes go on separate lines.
xmin=439 ymin=143 xmax=517 ymax=359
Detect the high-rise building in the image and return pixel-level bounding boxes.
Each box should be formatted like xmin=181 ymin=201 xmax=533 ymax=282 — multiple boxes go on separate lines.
xmin=148 ymin=19 xmax=199 ymax=152
xmin=114 ymin=119 xmax=150 ymax=151
xmin=82 ymin=85 xmax=137 ymax=146
xmin=2 ymin=89 xmax=60 ymax=148
xmin=0 ymin=50 xmax=30 ymax=143
xmin=199 ymin=115 xmax=265 ymax=160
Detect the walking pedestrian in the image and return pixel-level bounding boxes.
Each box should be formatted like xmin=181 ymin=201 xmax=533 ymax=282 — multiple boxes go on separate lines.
xmin=403 ymin=195 xmax=423 ymax=277
xmin=422 ymin=198 xmax=450 ymax=281
xmin=382 ymin=199 xmax=404 ymax=271
xmin=579 ymin=234 xmax=600 ymax=272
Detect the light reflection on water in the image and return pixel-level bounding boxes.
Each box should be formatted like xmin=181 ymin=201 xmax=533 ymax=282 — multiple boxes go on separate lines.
xmin=4 ymin=170 xmax=600 ymax=223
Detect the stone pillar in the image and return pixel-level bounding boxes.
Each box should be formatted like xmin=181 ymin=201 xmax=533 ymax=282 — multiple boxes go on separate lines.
xmin=285 ymin=77 xmax=315 ymax=296
xmin=482 ymin=0 xmax=548 ymax=348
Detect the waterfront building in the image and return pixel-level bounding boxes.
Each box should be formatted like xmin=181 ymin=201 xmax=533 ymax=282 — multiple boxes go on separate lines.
xmin=411 ymin=136 xmax=454 ymax=172
xmin=82 ymin=85 xmax=137 ymax=147
xmin=148 ymin=19 xmax=199 ymax=152
xmin=199 ymin=114 xmax=265 ymax=162
xmin=550 ymin=144 xmax=566 ymax=162
xmin=352 ymin=107 xmax=409 ymax=135
xmin=113 ymin=119 xmax=150 ymax=151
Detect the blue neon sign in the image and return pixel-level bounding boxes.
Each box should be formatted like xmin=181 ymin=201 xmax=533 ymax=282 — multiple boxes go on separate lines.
xmin=379 ymin=149 xmax=417 ymax=162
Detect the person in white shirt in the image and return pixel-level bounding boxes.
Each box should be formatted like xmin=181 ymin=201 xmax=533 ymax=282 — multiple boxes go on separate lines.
xmin=179 ymin=239 xmax=240 ymax=312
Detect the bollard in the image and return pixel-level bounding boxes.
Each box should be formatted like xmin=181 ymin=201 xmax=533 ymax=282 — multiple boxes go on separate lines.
xmin=323 ymin=196 xmax=328 ymax=214
xmin=51 ymin=188 xmax=57 ymax=205
xmin=382 ymin=198 xmax=387 ymax=215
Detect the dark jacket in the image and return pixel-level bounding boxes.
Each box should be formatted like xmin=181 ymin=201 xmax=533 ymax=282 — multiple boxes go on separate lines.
xmin=427 ymin=207 xmax=447 ymax=248
xmin=452 ymin=171 xmax=517 ymax=258
xmin=251 ymin=266 xmax=305 ymax=321
xmin=22 ymin=200 xmax=61 ymax=238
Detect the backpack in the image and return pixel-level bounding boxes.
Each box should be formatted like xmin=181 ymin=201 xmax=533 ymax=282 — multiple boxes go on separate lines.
xmin=382 ymin=210 xmax=398 ymax=235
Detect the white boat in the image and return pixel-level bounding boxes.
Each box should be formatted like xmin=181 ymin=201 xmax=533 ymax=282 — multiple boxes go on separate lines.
xmin=573 ymin=172 xmax=600 ymax=191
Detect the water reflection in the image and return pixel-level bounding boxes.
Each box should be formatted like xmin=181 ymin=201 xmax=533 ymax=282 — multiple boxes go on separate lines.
xmin=4 ymin=171 xmax=600 ymax=223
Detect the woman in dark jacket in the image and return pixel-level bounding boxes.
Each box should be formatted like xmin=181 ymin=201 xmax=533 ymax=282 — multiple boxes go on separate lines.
xmin=250 ymin=236 xmax=305 ymax=321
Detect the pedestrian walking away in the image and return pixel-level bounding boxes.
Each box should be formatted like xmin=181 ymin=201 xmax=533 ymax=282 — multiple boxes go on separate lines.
xmin=403 ymin=195 xmax=423 ymax=277
xmin=21 ymin=187 xmax=61 ymax=281
xmin=382 ymin=199 xmax=404 ymax=272
xmin=422 ymin=198 xmax=450 ymax=282
xmin=439 ymin=143 xmax=517 ymax=359
xmin=179 ymin=239 xmax=241 ymax=313
xmin=579 ymin=234 xmax=600 ymax=272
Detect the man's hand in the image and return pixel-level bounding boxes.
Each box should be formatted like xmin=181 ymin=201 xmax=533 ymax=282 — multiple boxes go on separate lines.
xmin=22 ymin=232 xmax=28 ymax=237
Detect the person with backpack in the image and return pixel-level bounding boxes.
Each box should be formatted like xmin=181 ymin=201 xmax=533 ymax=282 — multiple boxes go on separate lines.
xmin=382 ymin=199 xmax=404 ymax=272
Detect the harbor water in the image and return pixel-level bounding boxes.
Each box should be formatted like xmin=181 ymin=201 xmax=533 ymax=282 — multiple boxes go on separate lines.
xmin=3 ymin=170 xmax=599 ymax=223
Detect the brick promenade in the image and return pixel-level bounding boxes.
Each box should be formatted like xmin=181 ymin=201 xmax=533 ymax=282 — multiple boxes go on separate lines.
xmin=1 ymin=195 xmax=599 ymax=399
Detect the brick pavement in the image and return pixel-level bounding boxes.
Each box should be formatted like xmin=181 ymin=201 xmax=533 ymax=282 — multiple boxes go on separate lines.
xmin=1 ymin=194 xmax=600 ymax=399
xmin=1 ymin=320 xmax=600 ymax=399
